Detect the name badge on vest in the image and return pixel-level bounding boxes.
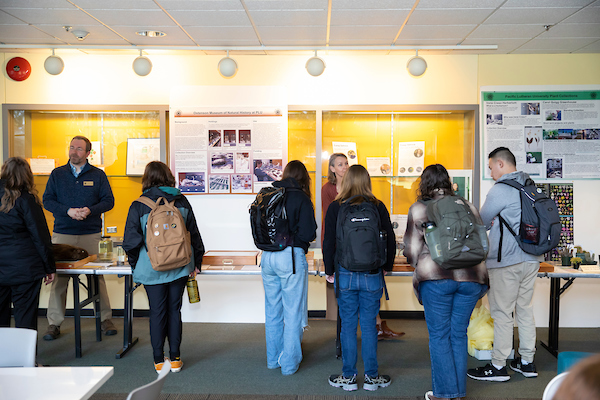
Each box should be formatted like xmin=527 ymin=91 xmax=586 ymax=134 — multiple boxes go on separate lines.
xmin=83 ymin=181 xmax=94 ymax=186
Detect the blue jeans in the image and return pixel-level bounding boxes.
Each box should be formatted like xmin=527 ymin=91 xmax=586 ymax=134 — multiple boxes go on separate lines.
xmin=336 ymin=266 xmax=383 ymax=377
xmin=261 ymin=247 xmax=308 ymax=375
xmin=420 ymin=280 xmax=488 ymax=399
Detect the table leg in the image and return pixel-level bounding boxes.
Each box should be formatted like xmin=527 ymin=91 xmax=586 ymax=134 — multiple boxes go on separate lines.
xmin=73 ymin=276 xmax=82 ymax=358
xmin=116 ymin=275 xmax=138 ymax=359
xmin=92 ymin=275 xmax=102 ymax=342
xmin=540 ymin=277 xmax=561 ymax=357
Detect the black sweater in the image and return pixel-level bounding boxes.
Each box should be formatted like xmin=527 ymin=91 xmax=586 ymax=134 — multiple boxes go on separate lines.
xmin=323 ymin=198 xmax=396 ymax=276
xmin=271 ymin=178 xmax=317 ymax=253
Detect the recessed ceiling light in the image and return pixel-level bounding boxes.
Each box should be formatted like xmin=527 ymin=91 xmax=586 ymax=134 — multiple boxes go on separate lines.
xmin=136 ymin=30 xmax=166 ymax=37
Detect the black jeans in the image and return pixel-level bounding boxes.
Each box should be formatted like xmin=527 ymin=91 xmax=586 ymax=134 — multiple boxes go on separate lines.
xmin=0 ymin=279 xmax=42 ymax=330
xmin=144 ymin=276 xmax=187 ymax=363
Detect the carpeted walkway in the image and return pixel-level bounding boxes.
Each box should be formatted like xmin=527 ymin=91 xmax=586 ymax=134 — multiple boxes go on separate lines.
xmin=34 ymin=317 xmax=600 ymax=400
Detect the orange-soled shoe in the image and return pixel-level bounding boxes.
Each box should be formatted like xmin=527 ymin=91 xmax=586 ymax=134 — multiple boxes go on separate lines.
xmin=154 ymin=357 xmax=169 ymax=374
xmin=170 ymin=358 xmax=183 ymax=373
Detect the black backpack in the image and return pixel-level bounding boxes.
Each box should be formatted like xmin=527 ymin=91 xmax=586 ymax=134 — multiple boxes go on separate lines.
xmin=335 ymin=195 xmax=387 ymax=272
xmin=421 ymin=195 xmax=488 ymax=269
xmin=249 ymin=186 xmax=300 ymax=272
xmin=497 ymin=178 xmax=561 ymax=261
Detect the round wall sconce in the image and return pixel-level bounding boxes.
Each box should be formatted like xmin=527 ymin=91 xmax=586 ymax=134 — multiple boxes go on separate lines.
xmin=6 ymin=57 xmax=31 ymax=81
xmin=132 ymin=50 xmax=152 ymax=76
xmin=407 ymin=51 xmax=427 ymax=77
xmin=44 ymin=50 xmax=64 ymax=75
xmin=305 ymin=51 xmax=326 ymax=77
xmin=218 ymin=50 xmax=238 ymax=78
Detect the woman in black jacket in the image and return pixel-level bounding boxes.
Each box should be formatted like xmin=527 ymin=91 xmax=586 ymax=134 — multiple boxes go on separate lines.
xmin=0 ymin=157 xmax=55 ymax=331
xmin=260 ymin=160 xmax=317 ymax=376
xmin=123 ymin=161 xmax=204 ymax=374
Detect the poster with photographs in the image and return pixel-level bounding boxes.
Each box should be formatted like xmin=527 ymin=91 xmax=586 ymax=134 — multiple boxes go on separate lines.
xmin=126 ymin=138 xmax=161 ymax=176
xmin=366 ymin=157 xmax=392 ymax=177
xmin=178 ymin=172 xmax=206 ymax=193
xmin=208 ymin=174 xmax=230 ymax=193
xmin=482 ymin=86 xmax=600 ymax=179
xmin=231 ymin=174 xmax=253 ymax=193
xmin=332 ymin=142 xmax=358 ymax=166
xmin=397 ymin=141 xmax=425 ymax=177
xmin=170 ymin=86 xmax=288 ymax=195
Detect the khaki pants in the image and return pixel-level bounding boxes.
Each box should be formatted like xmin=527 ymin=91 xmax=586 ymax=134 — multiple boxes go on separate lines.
xmin=488 ymin=261 xmax=539 ymax=366
xmin=47 ymin=233 xmax=112 ymax=326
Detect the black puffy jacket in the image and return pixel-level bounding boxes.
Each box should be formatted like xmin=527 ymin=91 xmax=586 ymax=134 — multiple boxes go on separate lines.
xmin=0 ymin=180 xmax=55 ymax=285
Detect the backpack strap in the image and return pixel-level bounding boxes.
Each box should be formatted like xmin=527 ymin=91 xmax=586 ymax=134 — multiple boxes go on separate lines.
xmin=135 ymin=196 xmax=157 ymax=209
xmin=495 ymin=180 xmax=522 ymax=262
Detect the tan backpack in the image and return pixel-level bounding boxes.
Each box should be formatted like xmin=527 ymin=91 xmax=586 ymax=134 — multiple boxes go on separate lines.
xmin=135 ymin=196 xmax=192 ymax=271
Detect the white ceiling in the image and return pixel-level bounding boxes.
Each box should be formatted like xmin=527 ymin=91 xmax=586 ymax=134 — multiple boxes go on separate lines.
xmin=0 ymin=0 xmax=599 ymax=55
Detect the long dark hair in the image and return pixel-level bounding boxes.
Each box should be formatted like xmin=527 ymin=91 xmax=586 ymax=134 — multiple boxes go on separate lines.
xmin=142 ymin=161 xmax=176 ymax=191
xmin=417 ymin=164 xmax=453 ymax=200
xmin=0 ymin=157 xmax=40 ymax=213
xmin=282 ymin=160 xmax=311 ymax=199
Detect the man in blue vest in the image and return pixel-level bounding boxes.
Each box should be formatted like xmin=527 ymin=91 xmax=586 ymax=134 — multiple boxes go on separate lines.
xmin=42 ymin=136 xmax=116 ymax=340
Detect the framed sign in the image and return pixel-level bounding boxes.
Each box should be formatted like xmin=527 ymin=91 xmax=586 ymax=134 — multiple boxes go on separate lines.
xmin=126 ymin=138 xmax=160 ymax=176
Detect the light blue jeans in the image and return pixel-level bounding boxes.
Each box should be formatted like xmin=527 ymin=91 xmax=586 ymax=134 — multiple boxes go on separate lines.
xmin=261 ymin=247 xmax=308 ymax=375
xmin=336 ymin=266 xmax=383 ymax=377
xmin=420 ymin=280 xmax=488 ymax=399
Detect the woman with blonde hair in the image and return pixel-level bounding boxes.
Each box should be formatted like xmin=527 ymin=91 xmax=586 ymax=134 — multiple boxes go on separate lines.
xmin=0 ymin=157 xmax=55 ymax=331
xmin=323 ymin=164 xmax=395 ymax=391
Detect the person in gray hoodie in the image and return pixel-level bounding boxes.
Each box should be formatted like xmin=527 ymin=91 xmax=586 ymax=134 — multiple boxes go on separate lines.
xmin=467 ymin=147 xmax=541 ymax=382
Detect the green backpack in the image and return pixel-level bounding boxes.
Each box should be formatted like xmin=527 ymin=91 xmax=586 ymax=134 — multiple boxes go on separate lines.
xmin=421 ymin=195 xmax=488 ymax=270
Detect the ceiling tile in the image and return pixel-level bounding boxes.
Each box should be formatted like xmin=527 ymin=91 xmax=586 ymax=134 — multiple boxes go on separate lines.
xmin=563 ymin=6 xmax=600 ymax=23
xmin=185 ymin=26 xmax=258 ymax=41
xmin=83 ymin=9 xmax=176 ymax=27
xmin=158 ymin=0 xmax=242 ymax=11
xmin=540 ymin=23 xmax=600 ymax=38
xmin=468 ymin=24 xmax=546 ymax=39
xmin=73 ymin=0 xmax=161 ymax=10
xmin=166 ymin=10 xmax=250 ymax=26
xmin=399 ymin=25 xmax=477 ymax=40
xmin=0 ymin=25 xmax=58 ymax=41
xmin=407 ymin=9 xmax=493 ymax=25
xmin=258 ymin=26 xmax=327 ymax=42
xmin=0 ymin=10 xmax=26 ymax=24
xmin=485 ymin=7 xmax=581 ymax=24
xmin=502 ymin=0 xmax=593 ymax=7
xmin=250 ymin=10 xmax=328 ymax=26
xmin=2 ymin=8 xmax=100 ymax=25
xmin=245 ymin=0 xmax=327 ymax=10
xmin=574 ymin=39 xmax=600 ymax=52
xmin=519 ymin=37 xmax=598 ymax=50
xmin=330 ymin=25 xmax=400 ymax=42
xmin=331 ymin=10 xmax=410 ymax=26
xmin=416 ymin=0 xmax=505 ymax=8
xmin=0 ymin=1 xmax=77 ymax=8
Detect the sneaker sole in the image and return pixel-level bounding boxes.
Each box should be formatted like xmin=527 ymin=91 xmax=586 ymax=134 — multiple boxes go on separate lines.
xmin=364 ymin=382 xmax=391 ymax=391
xmin=43 ymin=335 xmax=58 ymax=341
xmin=510 ymin=366 xmax=538 ymax=378
xmin=328 ymin=382 xmax=358 ymax=391
xmin=466 ymin=373 xmax=510 ymax=382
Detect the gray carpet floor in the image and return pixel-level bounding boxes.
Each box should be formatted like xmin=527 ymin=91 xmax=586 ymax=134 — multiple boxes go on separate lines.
xmin=34 ymin=317 xmax=600 ymax=400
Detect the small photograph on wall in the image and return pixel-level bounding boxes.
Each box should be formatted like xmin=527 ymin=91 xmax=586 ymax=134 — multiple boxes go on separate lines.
xmin=239 ymin=130 xmax=252 ymax=146
xmin=224 ymin=130 xmax=237 ymax=147
xmin=526 ymin=152 xmax=542 ymax=164
xmin=524 ymin=126 xmax=543 ymax=152
xmin=585 ymin=129 xmax=599 ymax=140
xmin=235 ymin=152 xmax=251 ymax=173
xmin=209 ymin=174 xmax=230 ymax=193
xmin=211 ymin=152 xmax=234 ymax=173
xmin=209 ymin=130 xmax=222 ymax=147
xmin=521 ymin=103 xmax=540 ymax=115
xmin=178 ymin=172 xmax=205 ymax=193
xmin=253 ymin=159 xmax=280 ymax=182
xmin=486 ymin=114 xmax=503 ymax=125
xmin=547 ymin=158 xmax=563 ymax=179
xmin=545 ymin=110 xmax=562 ymax=121
xmin=231 ymin=174 xmax=253 ymax=193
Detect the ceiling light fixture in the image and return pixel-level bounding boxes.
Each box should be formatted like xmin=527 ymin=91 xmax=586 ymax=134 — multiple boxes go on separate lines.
xmin=136 ymin=30 xmax=167 ymax=37
xmin=132 ymin=50 xmax=152 ymax=76
xmin=218 ymin=50 xmax=238 ymax=78
xmin=407 ymin=50 xmax=427 ymax=77
xmin=44 ymin=49 xmax=64 ymax=75
xmin=305 ymin=50 xmax=326 ymax=77
xmin=71 ymin=29 xmax=90 ymax=41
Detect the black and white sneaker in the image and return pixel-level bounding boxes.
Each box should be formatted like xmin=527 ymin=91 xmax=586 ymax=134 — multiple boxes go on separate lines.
xmin=328 ymin=374 xmax=358 ymax=391
xmin=363 ymin=374 xmax=391 ymax=391
xmin=467 ymin=364 xmax=510 ymax=382
xmin=510 ymin=357 xmax=538 ymax=378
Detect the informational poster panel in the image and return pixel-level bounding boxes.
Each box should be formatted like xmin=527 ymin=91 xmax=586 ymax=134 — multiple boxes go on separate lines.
xmin=169 ymin=86 xmax=288 ymax=193
xmin=481 ymin=86 xmax=600 ymax=180
xmin=397 ymin=141 xmax=425 ymax=177
xmin=126 ymin=138 xmax=160 ymax=176
xmin=332 ymin=142 xmax=358 ymax=166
